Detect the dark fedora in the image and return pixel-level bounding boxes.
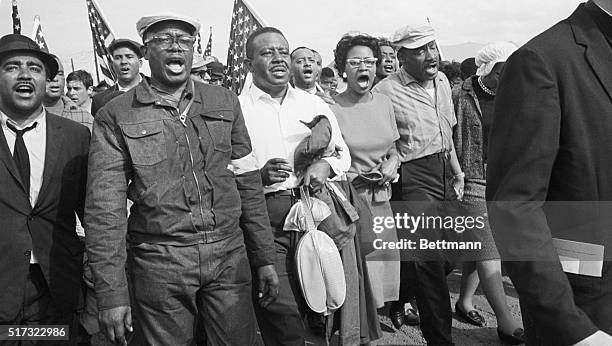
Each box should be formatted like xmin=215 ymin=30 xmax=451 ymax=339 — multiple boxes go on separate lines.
xmin=108 ymin=38 xmax=143 ymax=58
xmin=0 ymin=34 xmax=59 ymax=79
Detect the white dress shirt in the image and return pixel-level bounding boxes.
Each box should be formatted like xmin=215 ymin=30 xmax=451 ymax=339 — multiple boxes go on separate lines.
xmin=1 ymin=108 xmax=47 ymax=264
xmin=239 ymin=84 xmax=351 ymax=194
xmin=594 ymin=0 xmax=612 ymax=17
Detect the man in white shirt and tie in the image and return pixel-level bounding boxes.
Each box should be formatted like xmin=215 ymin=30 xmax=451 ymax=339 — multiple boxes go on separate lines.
xmin=0 ymin=34 xmax=90 ymax=344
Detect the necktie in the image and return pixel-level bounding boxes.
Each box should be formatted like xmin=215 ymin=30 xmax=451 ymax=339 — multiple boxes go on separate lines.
xmin=6 ymin=121 xmax=38 ymax=194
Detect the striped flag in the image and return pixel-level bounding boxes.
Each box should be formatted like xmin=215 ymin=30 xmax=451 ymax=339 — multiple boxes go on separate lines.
xmin=12 ymin=0 xmax=21 ymax=34
xmin=86 ymin=0 xmax=116 ymax=81
xmin=224 ymin=0 xmax=266 ymax=94
xmin=31 ymin=16 xmax=49 ymax=53
xmin=195 ymin=32 xmax=203 ymax=55
xmin=204 ymin=26 xmax=212 ymax=56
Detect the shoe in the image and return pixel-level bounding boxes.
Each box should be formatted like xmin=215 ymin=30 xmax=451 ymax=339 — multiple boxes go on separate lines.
xmin=405 ymin=308 xmax=420 ymax=326
xmin=497 ymin=327 xmax=525 ymax=345
xmin=454 ymin=302 xmax=485 ymax=326
xmin=389 ymin=303 xmax=405 ymax=329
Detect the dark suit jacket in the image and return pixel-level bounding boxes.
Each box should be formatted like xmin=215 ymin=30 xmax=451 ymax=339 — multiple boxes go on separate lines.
xmin=91 ymin=84 xmax=122 ymax=116
xmin=0 ymin=112 xmax=90 ymax=321
xmin=487 ymin=1 xmax=612 ymax=345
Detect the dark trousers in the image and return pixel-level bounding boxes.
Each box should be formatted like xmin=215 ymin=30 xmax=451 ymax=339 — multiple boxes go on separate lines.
xmin=396 ymin=152 xmax=456 ymax=345
xmin=253 ymin=192 xmax=307 ymax=346
xmin=128 ymin=232 xmax=258 ymax=346
xmin=2 ymin=264 xmax=78 ymax=346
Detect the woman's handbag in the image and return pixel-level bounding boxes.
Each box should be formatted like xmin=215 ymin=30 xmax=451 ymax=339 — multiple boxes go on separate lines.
xmin=294 ymin=186 xmax=346 ymax=315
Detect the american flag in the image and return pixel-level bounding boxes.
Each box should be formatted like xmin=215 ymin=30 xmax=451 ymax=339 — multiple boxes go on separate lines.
xmin=12 ymin=0 xmax=21 ymax=34
xmin=225 ymin=0 xmax=266 ymax=94
xmin=31 ymin=16 xmax=49 ymax=53
xmin=195 ymin=32 xmax=203 ymax=55
xmin=86 ymin=0 xmax=116 ymax=81
xmin=204 ymin=26 xmax=213 ymax=56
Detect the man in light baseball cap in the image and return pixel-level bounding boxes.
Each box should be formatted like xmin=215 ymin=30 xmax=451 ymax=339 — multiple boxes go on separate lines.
xmin=85 ymin=13 xmax=278 ymax=345
xmin=373 ymin=23 xmax=464 ymax=345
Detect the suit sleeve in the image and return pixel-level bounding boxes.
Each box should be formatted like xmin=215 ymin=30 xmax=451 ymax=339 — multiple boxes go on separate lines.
xmin=229 ymin=95 xmax=275 ymax=268
xmin=486 ymin=47 xmax=598 ymax=344
xmin=75 ymin=125 xmax=91 ymax=225
xmin=84 ymin=109 xmax=131 ymax=310
xmin=452 ymin=90 xmax=464 ymax=162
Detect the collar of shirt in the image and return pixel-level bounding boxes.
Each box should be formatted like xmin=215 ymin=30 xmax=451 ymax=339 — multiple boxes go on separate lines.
xmin=117 ymin=74 xmax=143 ymax=92
xmin=136 ymin=77 xmax=194 ymax=109
xmin=0 ymin=107 xmax=46 ymax=132
xmin=397 ymin=67 xmax=445 ymax=87
xmin=594 ymin=1 xmax=612 ymax=17
xmin=247 ymin=82 xmax=299 ymax=105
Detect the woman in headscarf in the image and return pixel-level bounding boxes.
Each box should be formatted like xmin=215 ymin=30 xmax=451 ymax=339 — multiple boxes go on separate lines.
xmin=330 ymin=33 xmax=402 ymax=324
xmin=452 ymin=41 xmax=525 ymax=344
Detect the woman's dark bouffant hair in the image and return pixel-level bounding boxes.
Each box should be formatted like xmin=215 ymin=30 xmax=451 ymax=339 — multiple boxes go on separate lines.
xmin=334 ymin=34 xmax=381 ymax=75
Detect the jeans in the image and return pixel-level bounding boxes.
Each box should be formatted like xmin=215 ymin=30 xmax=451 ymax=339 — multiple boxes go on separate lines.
xmin=128 ymin=232 xmax=257 ymax=345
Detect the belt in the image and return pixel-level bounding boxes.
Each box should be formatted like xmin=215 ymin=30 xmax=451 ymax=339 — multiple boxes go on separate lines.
xmin=404 ymin=151 xmax=451 ymax=164
xmin=265 ymin=188 xmax=302 ymax=199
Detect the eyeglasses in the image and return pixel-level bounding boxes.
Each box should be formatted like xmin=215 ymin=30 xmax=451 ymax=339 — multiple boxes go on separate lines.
xmin=346 ymin=57 xmax=378 ymax=68
xmin=145 ymin=34 xmax=196 ymax=50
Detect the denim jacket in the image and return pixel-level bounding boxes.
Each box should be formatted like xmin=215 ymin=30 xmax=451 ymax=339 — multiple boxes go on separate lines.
xmin=452 ymin=77 xmax=486 ymax=180
xmin=84 ymin=78 xmax=274 ymax=309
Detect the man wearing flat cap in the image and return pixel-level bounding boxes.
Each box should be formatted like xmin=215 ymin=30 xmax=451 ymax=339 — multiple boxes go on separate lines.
xmin=91 ymin=38 xmax=144 ymax=116
xmin=373 ymin=24 xmax=464 ymax=345
xmin=84 ymin=14 xmax=279 ymax=345
xmin=0 ymin=34 xmax=90 ymax=344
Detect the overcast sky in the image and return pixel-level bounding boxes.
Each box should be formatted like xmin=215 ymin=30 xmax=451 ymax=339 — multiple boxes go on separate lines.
xmin=1 ymin=0 xmax=583 ymax=80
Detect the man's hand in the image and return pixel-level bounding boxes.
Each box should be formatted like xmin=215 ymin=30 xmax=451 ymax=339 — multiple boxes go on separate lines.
xmin=379 ymin=156 xmax=399 ymax=186
xmin=303 ymin=160 xmax=331 ymax=193
xmin=260 ymin=158 xmax=293 ymax=186
xmin=256 ymin=264 xmax=279 ymax=308
xmin=453 ymin=174 xmax=465 ymax=200
xmin=99 ymin=306 xmax=133 ymax=346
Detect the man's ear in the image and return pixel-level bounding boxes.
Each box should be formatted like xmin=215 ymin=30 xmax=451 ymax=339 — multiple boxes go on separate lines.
xmin=87 ymin=86 xmax=94 ymax=96
xmin=244 ymin=58 xmax=253 ymax=72
xmin=138 ymin=59 xmax=143 ymax=68
xmin=140 ymin=45 xmax=148 ymax=60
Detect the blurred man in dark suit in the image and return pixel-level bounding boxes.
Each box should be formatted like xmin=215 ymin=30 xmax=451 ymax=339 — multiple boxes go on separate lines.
xmin=488 ymin=1 xmax=612 ymax=345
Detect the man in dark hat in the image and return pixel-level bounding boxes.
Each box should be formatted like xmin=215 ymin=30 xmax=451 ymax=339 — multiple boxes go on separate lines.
xmin=85 ymin=14 xmax=278 ymax=345
xmin=206 ymin=61 xmax=225 ymax=86
xmin=0 ymin=34 xmax=90 ymax=344
xmin=91 ymin=38 xmax=144 ymax=116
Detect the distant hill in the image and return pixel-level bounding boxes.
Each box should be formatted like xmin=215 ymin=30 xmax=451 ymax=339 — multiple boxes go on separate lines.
xmin=440 ymin=42 xmax=485 ymax=62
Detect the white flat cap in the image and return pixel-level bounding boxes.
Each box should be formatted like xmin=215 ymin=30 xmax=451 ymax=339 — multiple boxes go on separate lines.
xmin=136 ymin=14 xmax=201 ymax=39
xmin=390 ymin=24 xmax=436 ymax=49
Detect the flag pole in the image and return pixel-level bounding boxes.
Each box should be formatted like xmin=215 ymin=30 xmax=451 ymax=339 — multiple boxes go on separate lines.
xmin=93 ymin=39 xmax=101 ymax=84
xmin=91 ymin=0 xmax=117 ymax=38
xmin=242 ymin=0 xmax=268 ymax=26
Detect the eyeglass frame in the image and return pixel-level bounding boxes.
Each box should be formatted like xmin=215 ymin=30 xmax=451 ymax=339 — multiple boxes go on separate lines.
xmin=144 ymin=34 xmax=196 ymax=50
xmin=346 ymin=57 xmax=378 ymax=68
